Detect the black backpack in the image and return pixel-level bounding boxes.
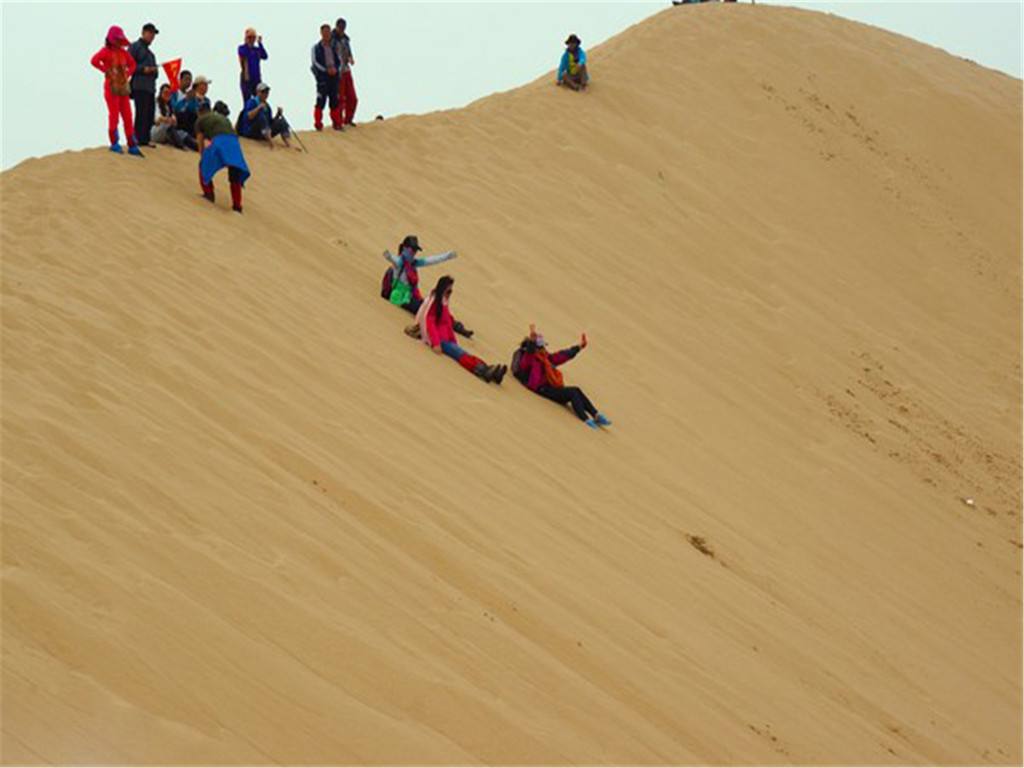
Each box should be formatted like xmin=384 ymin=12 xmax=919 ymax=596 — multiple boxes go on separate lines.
xmin=510 ymin=340 xmax=532 ymax=386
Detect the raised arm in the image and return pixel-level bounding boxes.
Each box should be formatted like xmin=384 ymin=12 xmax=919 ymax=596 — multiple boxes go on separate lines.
xmin=550 ymin=346 xmax=581 ymax=367
xmin=259 ymin=41 xmax=268 ymax=60
xmin=382 ymin=249 xmax=400 ymax=267
xmin=414 ymin=250 xmax=457 ymax=268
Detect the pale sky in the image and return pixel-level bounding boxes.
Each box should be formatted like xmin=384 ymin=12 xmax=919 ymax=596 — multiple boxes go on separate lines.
xmin=1 ymin=1 xmax=1020 ymax=169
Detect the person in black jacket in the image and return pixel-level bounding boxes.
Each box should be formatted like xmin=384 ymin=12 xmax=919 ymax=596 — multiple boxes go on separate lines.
xmin=128 ymin=22 xmax=160 ymax=145
xmin=310 ymin=24 xmax=343 ymax=131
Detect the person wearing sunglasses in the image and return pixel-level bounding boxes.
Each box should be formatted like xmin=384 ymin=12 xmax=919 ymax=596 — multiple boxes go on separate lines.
xmin=418 ymin=275 xmax=505 ymax=384
xmin=238 ymin=27 xmax=268 ymax=104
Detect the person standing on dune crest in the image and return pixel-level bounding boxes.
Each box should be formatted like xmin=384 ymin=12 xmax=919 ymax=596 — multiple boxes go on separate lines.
xmin=557 ymin=34 xmax=589 ymax=91
xmin=332 ymin=18 xmax=357 ymax=126
xmin=90 ymin=25 xmax=142 ymax=156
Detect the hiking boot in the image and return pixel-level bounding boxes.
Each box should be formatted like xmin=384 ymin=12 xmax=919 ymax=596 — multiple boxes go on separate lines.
xmin=584 ymin=418 xmax=600 ymax=430
xmin=109 ymin=142 xmax=123 ymax=154
xmin=472 ymin=362 xmax=490 ymax=381
xmin=595 ymin=413 xmax=612 ymax=427
xmin=453 ymin=320 xmax=474 ymax=338
xmin=493 ymin=365 xmax=507 ymax=385
xmin=127 ymin=145 xmax=144 ymax=157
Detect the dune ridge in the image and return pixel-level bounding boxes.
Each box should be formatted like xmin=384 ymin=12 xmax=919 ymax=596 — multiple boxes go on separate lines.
xmin=2 ymin=4 xmax=1021 ymax=764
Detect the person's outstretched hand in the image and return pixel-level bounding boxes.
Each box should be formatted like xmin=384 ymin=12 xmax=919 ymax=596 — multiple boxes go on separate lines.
xmin=529 ymin=323 xmax=537 ymax=339
xmin=580 ymin=332 xmax=588 ymax=348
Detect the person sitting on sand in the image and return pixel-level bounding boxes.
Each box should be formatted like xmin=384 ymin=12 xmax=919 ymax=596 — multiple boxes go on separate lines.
xmin=153 ymin=84 xmax=198 ymax=150
xmin=557 ymin=34 xmax=589 ymax=91
xmin=195 ymin=101 xmax=250 ymax=213
xmin=383 ymin=235 xmax=473 ymax=338
xmin=175 ymin=74 xmax=212 ymax=135
xmin=89 ymin=24 xmax=142 ymax=155
xmin=513 ymin=325 xmax=610 ymax=429
xmin=418 ymin=275 xmax=505 ymax=384
xmin=239 ymin=83 xmax=295 ymax=150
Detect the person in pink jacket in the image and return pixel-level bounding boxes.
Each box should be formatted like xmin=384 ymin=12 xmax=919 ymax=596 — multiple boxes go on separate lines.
xmin=513 ymin=324 xmax=611 ymax=429
xmin=418 ymin=275 xmax=506 ymax=384
xmin=90 ymin=25 xmax=143 ymax=156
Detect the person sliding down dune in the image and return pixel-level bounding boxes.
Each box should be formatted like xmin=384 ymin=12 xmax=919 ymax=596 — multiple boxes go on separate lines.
xmin=418 ymin=276 xmax=506 ymax=384
xmin=512 ymin=325 xmax=611 ymax=429
xmin=382 ymin=235 xmax=473 ymax=338
xmin=195 ymin=102 xmax=251 ymax=213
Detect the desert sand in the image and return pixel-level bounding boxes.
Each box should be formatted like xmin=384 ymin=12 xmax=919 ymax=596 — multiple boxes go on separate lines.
xmin=2 ymin=4 xmax=1021 ymax=764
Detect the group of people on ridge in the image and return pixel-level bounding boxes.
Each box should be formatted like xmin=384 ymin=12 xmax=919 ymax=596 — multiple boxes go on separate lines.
xmin=381 ymin=237 xmax=611 ymax=429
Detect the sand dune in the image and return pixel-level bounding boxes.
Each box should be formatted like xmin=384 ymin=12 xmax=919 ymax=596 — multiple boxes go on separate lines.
xmin=2 ymin=4 xmax=1021 ymax=764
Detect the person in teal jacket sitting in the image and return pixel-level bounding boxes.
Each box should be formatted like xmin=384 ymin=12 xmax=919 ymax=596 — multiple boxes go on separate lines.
xmin=557 ymin=34 xmax=589 ymax=91
xmin=383 ymin=235 xmax=473 ymax=337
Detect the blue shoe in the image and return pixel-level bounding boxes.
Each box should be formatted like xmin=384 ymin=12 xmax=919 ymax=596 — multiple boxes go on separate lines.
xmin=127 ymin=145 xmax=144 ymax=157
xmin=585 ymin=418 xmax=600 ymax=430
xmin=109 ymin=142 xmax=123 ymax=154
xmin=595 ymin=413 xmax=612 ymax=427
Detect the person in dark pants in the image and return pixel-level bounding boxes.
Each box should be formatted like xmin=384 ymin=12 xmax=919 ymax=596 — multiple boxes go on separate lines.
xmin=128 ymin=22 xmax=159 ymax=145
xmin=238 ymin=27 xmax=268 ymax=104
xmin=310 ymin=24 xmax=343 ymax=131
xmin=514 ymin=325 xmax=611 ymax=429
xmin=238 ymin=83 xmax=295 ymax=150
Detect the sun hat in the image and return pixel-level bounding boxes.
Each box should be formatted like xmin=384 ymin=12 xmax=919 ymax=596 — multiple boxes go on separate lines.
xmin=401 ymin=235 xmax=422 ymax=252
xmin=255 ymin=82 xmax=270 ymax=93
xmin=565 ymin=34 xmax=581 ymax=45
xmin=194 ymin=75 xmax=213 ymax=86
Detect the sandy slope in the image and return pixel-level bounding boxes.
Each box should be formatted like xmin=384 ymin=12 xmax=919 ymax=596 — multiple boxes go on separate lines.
xmin=2 ymin=4 xmax=1021 ymax=764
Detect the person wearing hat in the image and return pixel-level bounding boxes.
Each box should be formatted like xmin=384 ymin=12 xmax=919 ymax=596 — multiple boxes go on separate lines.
xmin=195 ymin=101 xmax=250 ymax=213
xmin=382 ymin=236 xmax=473 ymax=337
xmin=310 ymin=23 xmax=343 ymax=131
xmin=239 ymin=82 xmax=295 ymax=149
xmin=238 ymin=28 xmax=269 ymax=104
xmin=176 ymin=75 xmax=212 ymax=135
xmin=557 ymin=34 xmax=589 ymax=91
xmin=90 ymin=25 xmax=142 ymax=155
xmin=513 ymin=325 xmax=610 ymax=428
xmin=332 ymin=18 xmax=357 ymax=126
xmin=128 ymin=23 xmax=160 ymax=145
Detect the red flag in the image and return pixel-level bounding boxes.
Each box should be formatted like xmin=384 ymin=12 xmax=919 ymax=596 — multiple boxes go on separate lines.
xmin=162 ymin=58 xmax=182 ymax=92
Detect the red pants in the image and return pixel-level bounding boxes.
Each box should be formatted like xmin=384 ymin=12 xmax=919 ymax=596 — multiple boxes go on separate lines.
xmin=104 ymin=90 xmax=135 ymax=145
xmin=338 ymin=70 xmax=358 ymax=125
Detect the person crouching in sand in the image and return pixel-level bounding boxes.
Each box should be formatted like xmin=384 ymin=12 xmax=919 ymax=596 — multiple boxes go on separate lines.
xmin=514 ymin=325 xmax=610 ymax=428
xmin=557 ymin=34 xmax=589 ymax=91
xmin=195 ymin=101 xmax=250 ymax=213
xmin=419 ymin=276 xmax=505 ymax=384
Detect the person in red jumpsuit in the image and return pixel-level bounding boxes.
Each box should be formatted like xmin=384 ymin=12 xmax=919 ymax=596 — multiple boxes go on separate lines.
xmin=90 ymin=25 xmax=143 ymax=156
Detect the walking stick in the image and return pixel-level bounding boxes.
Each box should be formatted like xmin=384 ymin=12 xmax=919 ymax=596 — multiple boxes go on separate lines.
xmin=280 ymin=110 xmax=309 ymax=153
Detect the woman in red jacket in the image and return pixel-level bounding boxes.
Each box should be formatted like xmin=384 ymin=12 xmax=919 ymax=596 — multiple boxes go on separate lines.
xmin=422 ymin=275 xmax=505 ymax=384
xmin=515 ymin=325 xmax=611 ymax=429
xmin=90 ymin=25 xmax=142 ymax=155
